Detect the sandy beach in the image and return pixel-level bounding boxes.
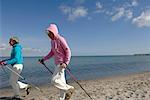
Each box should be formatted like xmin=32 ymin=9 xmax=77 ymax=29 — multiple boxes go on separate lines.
xmin=0 ymin=71 xmax=150 ymax=100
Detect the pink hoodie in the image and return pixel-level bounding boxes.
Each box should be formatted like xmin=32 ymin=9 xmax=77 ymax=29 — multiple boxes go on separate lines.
xmin=43 ymin=24 xmax=71 ymax=65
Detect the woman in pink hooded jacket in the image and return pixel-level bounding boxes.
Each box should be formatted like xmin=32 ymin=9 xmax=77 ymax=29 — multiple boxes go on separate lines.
xmin=39 ymin=24 xmax=74 ymax=100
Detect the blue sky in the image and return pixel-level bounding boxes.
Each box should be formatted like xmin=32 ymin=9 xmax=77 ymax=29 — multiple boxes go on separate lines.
xmin=0 ymin=0 xmax=150 ymax=56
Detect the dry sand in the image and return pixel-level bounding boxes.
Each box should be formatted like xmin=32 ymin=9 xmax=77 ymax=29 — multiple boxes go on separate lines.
xmin=0 ymin=72 xmax=150 ymax=100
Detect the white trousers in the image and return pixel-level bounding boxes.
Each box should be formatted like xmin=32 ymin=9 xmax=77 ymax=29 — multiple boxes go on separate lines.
xmin=9 ymin=64 xmax=28 ymax=96
xmin=51 ymin=64 xmax=74 ymax=100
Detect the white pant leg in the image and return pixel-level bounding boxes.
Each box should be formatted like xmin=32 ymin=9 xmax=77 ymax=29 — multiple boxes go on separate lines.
xmin=59 ymin=66 xmax=66 ymax=100
xmin=9 ymin=64 xmax=28 ymax=96
xmin=9 ymin=64 xmax=23 ymax=96
xmin=51 ymin=64 xmax=74 ymax=91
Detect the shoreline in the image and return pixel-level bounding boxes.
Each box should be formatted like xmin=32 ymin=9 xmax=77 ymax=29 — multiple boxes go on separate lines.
xmin=0 ymin=71 xmax=150 ymax=100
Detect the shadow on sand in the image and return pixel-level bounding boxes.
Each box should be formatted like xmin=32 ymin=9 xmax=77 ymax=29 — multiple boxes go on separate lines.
xmin=0 ymin=97 xmax=23 ymax=100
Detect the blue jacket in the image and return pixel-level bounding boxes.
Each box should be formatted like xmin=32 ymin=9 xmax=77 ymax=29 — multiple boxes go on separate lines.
xmin=6 ymin=43 xmax=23 ymax=65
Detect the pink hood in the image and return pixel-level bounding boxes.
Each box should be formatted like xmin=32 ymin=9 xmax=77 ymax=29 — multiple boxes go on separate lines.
xmin=46 ymin=24 xmax=59 ymax=38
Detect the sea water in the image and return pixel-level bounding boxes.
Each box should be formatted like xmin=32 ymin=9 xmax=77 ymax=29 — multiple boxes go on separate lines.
xmin=0 ymin=56 xmax=150 ymax=88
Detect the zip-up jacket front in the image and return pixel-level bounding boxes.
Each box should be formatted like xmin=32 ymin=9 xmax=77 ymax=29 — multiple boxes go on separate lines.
xmin=6 ymin=44 xmax=23 ymax=65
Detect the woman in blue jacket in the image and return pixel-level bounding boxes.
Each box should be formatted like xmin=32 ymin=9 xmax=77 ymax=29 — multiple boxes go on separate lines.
xmin=0 ymin=37 xmax=30 ymax=98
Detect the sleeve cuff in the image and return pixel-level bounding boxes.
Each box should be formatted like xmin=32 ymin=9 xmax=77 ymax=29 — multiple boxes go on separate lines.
xmin=64 ymin=62 xmax=68 ymax=66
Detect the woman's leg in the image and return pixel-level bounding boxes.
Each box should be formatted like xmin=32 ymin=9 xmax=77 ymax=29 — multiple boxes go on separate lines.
xmin=51 ymin=64 xmax=74 ymax=100
xmin=51 ymin=64 xmax=73 ymax=90
xmin=9 ymin=64 xmax=23 ymax=97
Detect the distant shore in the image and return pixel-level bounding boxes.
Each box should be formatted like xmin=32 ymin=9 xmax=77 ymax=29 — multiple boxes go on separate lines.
xmin=0 ymin=71 xmax=150 ymax=100
xmin=133 ymin=54 xmax=150 ymax=56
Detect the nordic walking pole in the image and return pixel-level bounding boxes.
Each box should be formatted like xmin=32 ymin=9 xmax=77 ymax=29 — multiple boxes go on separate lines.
xmin=41 ymin=63 xmax=94 ymax=100
xmin=42 ymin=63 xmax=53 ymax=74
xmin=65 ymin=68 xmax=94 ymax=100
xmin=38 ymin=60 xmax=53 ymax=74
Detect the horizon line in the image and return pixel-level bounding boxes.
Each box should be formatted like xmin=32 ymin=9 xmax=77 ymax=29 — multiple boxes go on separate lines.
xmin=1 ymin=54 xmax=150 ymax=57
